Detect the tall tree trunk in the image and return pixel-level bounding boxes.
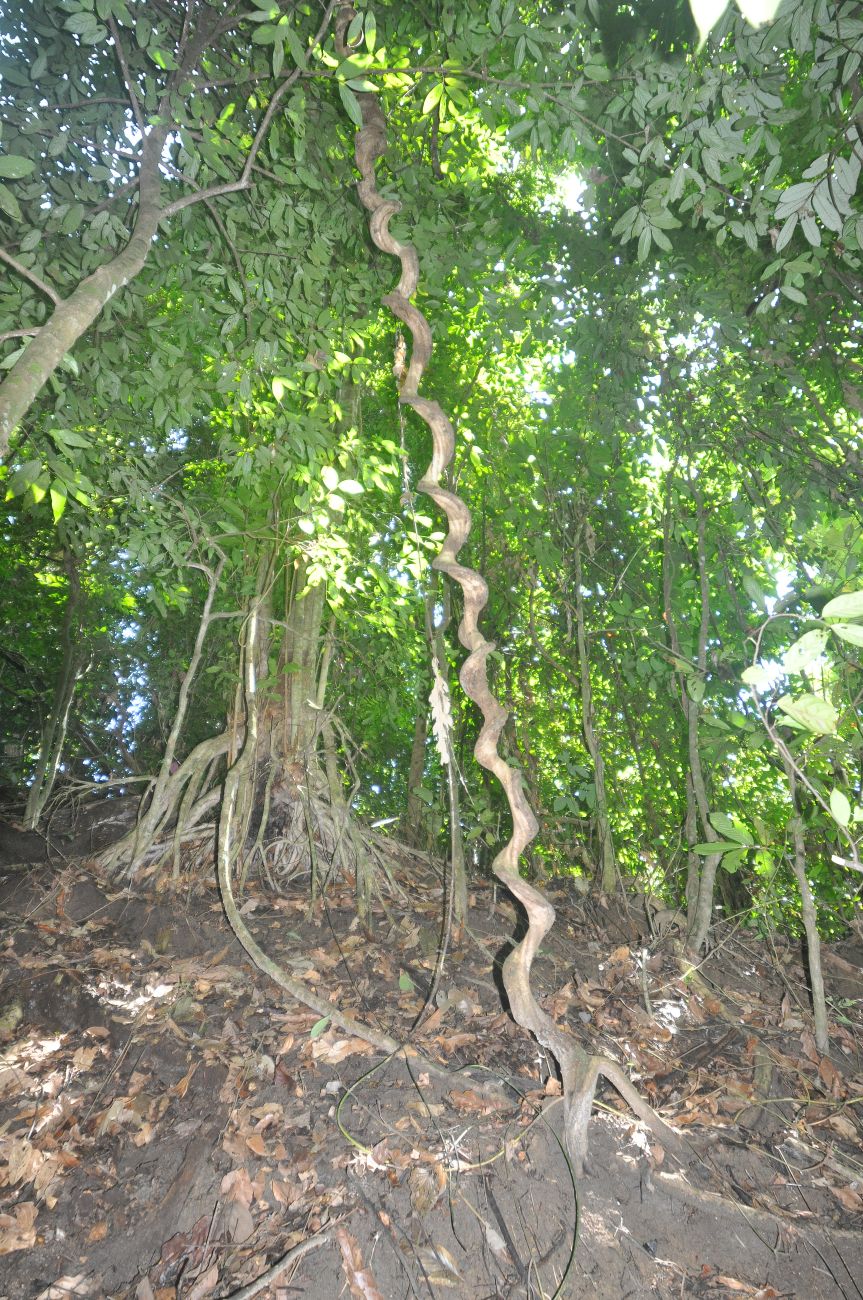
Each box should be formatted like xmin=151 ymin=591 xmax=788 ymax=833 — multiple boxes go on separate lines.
xmin=404 ymin=704 xmax=429 ymax=844
xmin=782 ymin=763 xmax=829 ymax=1053
xmin=24 ymin=548 xmax=84 ymax=829
xmin=662 ymin=482 xmax=722 ymax=951
xmin=430 ymin=580 xmax=468 ymax=927
xmin=572 ymin=522 xmax=616 ymax=893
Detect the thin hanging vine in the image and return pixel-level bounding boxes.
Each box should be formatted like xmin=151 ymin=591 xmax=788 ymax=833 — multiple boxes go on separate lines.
xmin=336 ymin=3 xmax=687 ymax=1174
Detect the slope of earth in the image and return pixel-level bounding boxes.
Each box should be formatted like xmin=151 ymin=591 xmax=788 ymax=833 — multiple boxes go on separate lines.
xmin=0 ymin=838 xmax=861 ymax=1299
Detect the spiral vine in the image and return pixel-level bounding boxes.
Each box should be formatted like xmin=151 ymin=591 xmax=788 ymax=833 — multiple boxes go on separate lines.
xmin=337 ymin=4 xmax=688 ymax=1175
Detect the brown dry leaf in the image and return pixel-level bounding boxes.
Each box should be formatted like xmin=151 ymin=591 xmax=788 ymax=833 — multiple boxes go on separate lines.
xmin=818 ymin=1056 xmax=844 ymax=1097
xmin=432 ymin=1032 xmax=476 ymax=1053
xmin=0 ymin=1200 xmax=37 ymax=1254
xmin=221 ymin=1167 xmax=254 ymax=1207
xmin=71 ymin=1045 xmax=99 ymax=1071
xmin=609 ymin=945 xmax=631 ymax=964
xmin=3 ymin=1136 xmax=45 ymax=1187
xmin=170 ymin=1063 xmax=198 ymax=1099
xmin=449 ymin=1088 xmax=509 ymax=1115
xmin=827 ymin=1113 xmax=858 ymax=1141
xmin=336 ymin=1226 xmax=386 ymax=1300
xmin=800 ymin=1029 xmax=820 ymax=1064
xmin=406 ymin=1099 xmax=445 ymax=1119
xmin=830 ymin=1183 xmax=863 ymax=1212
xmin=409 ymin=1163 xmax=446 ymax=1214
xmin=246 ymin=1133 xmax=268 ymax=1157
xmin=87 ymin=1221 xmax=108 ymax=1243
xmin=187 ymin=1264 xmax=219 ymax=1300
xmin=311 ymin=1034 xmax=375 ymax=1065
xmin=271 ymin=1178 xmax=301 ymax=1207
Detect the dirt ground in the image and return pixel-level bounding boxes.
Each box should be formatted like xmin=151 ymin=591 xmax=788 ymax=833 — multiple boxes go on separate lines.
xmin=0 ymin=823 xmax=861 ymax=1299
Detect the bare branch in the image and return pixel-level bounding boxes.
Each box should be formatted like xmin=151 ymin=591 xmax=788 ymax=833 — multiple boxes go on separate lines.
xmin=0 ymin=248 xmax=62 ymax=306
xmin=108 ymin=17 xmax=146 ymax=132
xmin=0 ymin=328 xmax=39 ymax=344
xmin=160 ymin=177 xmax=251 ymax=218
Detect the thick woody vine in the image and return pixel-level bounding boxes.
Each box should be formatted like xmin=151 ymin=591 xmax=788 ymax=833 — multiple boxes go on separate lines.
xmin=336 ymin=4 xmax=685 ymax=1174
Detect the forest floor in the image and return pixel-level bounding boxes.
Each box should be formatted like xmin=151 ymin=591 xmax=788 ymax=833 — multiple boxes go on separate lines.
xmin=0 ymin=820 xmax=862 ymax=1299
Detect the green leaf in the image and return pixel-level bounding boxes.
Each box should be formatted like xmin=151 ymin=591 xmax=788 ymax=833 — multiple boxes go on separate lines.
xmin=337 ymin=478 xmax=363 ymax=495
xmin=822 ymin=590 xmax=863 ymax=620
xmin=783 ymin=627 xmax=829 ymax=673
xmin=692 ymin=841 xmax=744 ymax=855
xmin=719 ymin=848 xmax=746 ymax=874
xmin=50 ymin=428 xmax=92 ymax=449
xmin=398 ymin=971 xmax=415 ymax=992
xmin=338 ymin=82 xmax=363 ymax=127
xmin=829 ymin=621 xmax=863 ymax=648
xmin=320 ymin=464 xmax=339 ymax=490
xmin=0 ymin=155 xmax=35 ymax=179
xmin=422 ymin=83 xmax=444 ymax=116
xmin=364 ymin=11 xmax=377 ymax=52
xmin=775 ymin=693 xmax=838 ymax=735
xmin=830 ymin=788 xmax=852 ymax=829
xmin=49 ymin=482 xmax=67 ymax=523
xmin=742 ymin=664 xmax=771 ymax=690
xmin=709 ymin=812 xmax=754 ymax=846
xmin=0 ymin=183 xmax=23 ymax=221
xmin=309 ymin=1016 xmax=331 ymax=1039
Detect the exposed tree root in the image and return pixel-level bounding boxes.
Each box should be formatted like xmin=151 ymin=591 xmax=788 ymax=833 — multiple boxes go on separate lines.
xmin=339 ymin=3 xmax=688 ymax=1177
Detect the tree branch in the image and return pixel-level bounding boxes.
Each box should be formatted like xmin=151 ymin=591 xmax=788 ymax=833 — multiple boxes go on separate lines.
xmin=107 ymin=16 xmax=146 ymax=132
xmin=0 ymin=249 xmax=61 ymax=306
xmin=0 ymin=328 xmax=39 ymax=344
xmin=160 ymin=178 xmax=252 ymax=218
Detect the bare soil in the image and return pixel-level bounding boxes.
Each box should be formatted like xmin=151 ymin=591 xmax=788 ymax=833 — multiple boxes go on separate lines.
xmin=0 ymin=825 xmax=861 ymax=1299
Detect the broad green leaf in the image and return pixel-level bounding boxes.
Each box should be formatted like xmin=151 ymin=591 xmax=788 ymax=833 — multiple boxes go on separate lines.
xmin=0 ymin=183 xmax=23 ymax=221
xmin=398 ymin=971 xmax=415 ymax=992
xmin=822 ymin=590 xmax=863 ymax=620
xmin=775 ymin=693 xmax=838 ymax=734
xmin=338 ymin=82 xmax=363 ymax=127
xmin=0 ymin=155 xmax=35 ymax=179
xmin=742 ymin=664 xmax=771 ymax=690
xmin=719 ymin=848 xmax=746 ymax=874
xmin=829 ymin=622 xmax=863 ymax=647
xmin=830 ymin=788 xmax=851 ymax=828
xmin=743 ymin=574 xmax=769 ymax=608
xmin=709 ymin=812 xmax=754 ymax=846
xmin=320 ymin=465 xmax=339 ymax=490
xmin=783 ymin=627 xmax=828 ymax=673
xmin=337 ymin=479 xmax=363 ymax=495
xmin=49 ymin=483 xmax=67 ymax=523
xmin=422 ymin=83 xmax=444 ymax=116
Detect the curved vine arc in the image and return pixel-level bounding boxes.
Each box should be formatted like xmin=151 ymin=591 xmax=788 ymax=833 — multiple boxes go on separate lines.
xmin=336 ymin=2 xmax=689 ymax=1176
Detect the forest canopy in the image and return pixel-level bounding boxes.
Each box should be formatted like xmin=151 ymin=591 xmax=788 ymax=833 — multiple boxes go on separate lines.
xmin=1 ymin=0 xmax=862 ymax=986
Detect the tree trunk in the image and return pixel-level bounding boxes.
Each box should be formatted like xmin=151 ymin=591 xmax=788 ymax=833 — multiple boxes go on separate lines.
xmin=572 ymin=524 xmax=616 ymax=893
xmin=0 ymin=126 xmax=169 ymax=456
xmin=662 ymin=483 xmax=722 ymax=951
xmin=782 ymin=757 xmax=829 ymax=1055
xmin=404 ymin=703 xmax=429 ymax=844
xmin=24 ymin=548 xmax=84 ymax=829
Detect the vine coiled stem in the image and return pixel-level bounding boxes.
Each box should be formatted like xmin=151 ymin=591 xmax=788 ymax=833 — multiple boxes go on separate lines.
xmin=338 ymin=3 xmax=688 ymax=1175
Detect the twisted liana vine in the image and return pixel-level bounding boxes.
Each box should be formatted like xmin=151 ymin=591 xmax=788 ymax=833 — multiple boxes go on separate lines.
xmin=337 ymin=4 xmax=687 ymax=1175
